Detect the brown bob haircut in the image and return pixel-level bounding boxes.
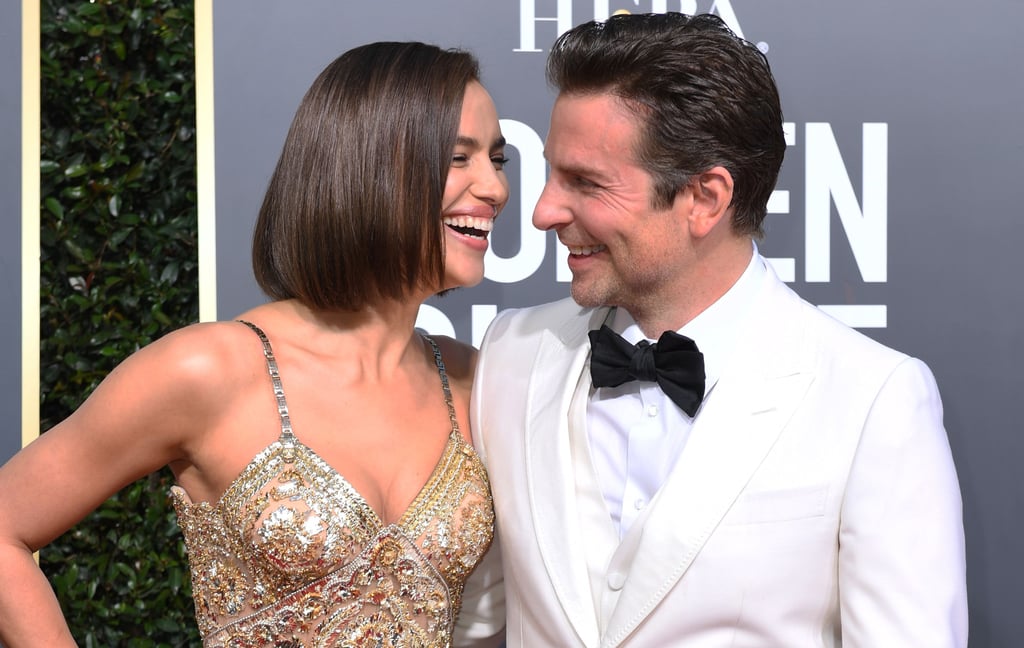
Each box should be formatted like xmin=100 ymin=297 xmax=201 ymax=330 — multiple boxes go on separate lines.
xmin=252 ymin=42 xmax=481 ymax=310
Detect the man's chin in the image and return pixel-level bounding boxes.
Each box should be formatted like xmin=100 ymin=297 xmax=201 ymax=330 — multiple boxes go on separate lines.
xmin=569 ymin=282 xmax=606 ymax=309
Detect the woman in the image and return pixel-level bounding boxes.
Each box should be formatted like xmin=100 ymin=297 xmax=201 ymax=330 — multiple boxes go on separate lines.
xmin=0 ymin=42 xmax=508 ymax=647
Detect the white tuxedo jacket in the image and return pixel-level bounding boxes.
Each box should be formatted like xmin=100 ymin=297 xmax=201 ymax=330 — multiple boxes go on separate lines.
xmin=468 ymin=263 xmax=967 ymax=647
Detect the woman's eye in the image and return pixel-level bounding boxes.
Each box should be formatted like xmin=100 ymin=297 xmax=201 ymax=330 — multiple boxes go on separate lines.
xmin=451 ymin=154 xmax=469 ymax=166
xmin=491 ymin=156 xmax=510 ymax=170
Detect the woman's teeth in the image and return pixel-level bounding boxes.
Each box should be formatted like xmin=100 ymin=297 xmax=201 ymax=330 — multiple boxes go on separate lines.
xmin=444 ymin=215 xmax=493 ymax=238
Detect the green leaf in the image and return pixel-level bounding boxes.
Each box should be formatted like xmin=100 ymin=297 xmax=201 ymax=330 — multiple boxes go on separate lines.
xmin=44 ymin=197 xmax=64 ymax=219
xmin=64 ymin=163 xmax=90 ymax=178
xmin=63 ymin=239 xmax=91 ymax=263
xmin=159 ymin=261 xmax=179 ymax=285
xmin=76 ymin=3 xmax=104 ymax=16
xmin=124 ymin=161 xmax=145 ymax=182
xmin=61 ymin=185 xmax=87 ymax=200
xmin=151 ymin=305 xmax=172 ymax=326
xmin=109 ymin=228 xmax=131 ymax=248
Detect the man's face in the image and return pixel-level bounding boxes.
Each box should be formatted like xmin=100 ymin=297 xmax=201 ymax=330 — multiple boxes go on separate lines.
xmin=533 ymin=92 xmax=692 ymax=314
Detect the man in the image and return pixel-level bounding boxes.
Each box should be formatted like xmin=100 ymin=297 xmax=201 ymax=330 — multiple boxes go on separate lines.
xmin=469 ymin=12 xmax=967 ymax=647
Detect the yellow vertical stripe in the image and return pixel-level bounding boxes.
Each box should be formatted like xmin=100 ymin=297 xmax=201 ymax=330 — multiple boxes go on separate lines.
xmin=21 ymin=0 xmax=40 ymax=450
xmin=195 ymin=0 xmax=217 ymax=322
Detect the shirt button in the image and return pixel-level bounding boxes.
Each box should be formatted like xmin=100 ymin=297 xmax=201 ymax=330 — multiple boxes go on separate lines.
xmin=608 ymin=571 xmax=626 ymax=590
xmin=647 ymin=404 xmax=659 ymax=417
xmin=634 ymin=498 xmax=646 ymax=511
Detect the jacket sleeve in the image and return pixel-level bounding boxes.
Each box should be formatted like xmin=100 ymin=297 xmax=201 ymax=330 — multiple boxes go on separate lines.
xmin=452 ymin=532 xmax=506 ymax=647
xmin=837 ymin=357 xmax=968 ymax=646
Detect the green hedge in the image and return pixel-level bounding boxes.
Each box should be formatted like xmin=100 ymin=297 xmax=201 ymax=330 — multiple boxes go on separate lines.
xmin=39 ymin=0 xmax=200 ymax=645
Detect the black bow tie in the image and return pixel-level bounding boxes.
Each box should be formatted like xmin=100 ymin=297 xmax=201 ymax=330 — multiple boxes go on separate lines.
xmin=588 ymin=325 xmax=706 ymax=417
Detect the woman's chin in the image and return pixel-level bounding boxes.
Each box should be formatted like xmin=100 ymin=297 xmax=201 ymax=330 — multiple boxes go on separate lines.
xmin=436 ymin=275 xmax=483 ymax=296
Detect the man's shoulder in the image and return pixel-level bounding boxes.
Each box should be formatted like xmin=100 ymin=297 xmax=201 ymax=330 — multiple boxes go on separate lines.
xmin=477 ymin=297 xmax=595 ymax=357
xmin=777 ymin=282 xmax=912 ymax=370
xmin=489 ymin=297 xmax=593 ymax=333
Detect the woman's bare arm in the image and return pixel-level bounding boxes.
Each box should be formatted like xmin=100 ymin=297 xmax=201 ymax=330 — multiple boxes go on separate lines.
xmin=0 ymin=323 xmax=238 ymax=646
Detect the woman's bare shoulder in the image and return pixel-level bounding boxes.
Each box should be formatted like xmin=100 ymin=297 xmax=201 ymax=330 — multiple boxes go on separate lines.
xmin=134 ymin=320 xmax=261 ymax=382
xmin=88 ymin=320 xmax=271 ymax=434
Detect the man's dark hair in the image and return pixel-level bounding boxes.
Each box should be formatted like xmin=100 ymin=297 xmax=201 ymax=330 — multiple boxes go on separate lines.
xmin=547 ymin=12 xmax=786 ymax=236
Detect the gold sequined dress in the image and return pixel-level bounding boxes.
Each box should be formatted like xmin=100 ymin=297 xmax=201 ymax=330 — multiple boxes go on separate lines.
xmin=171 ymin=322 xmax=494 ymax=647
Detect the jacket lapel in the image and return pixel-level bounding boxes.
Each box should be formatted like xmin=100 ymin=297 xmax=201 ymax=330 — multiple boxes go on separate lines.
xmin=525 ymin=307 xmax=610 ymax=647
xmin=601 ymin=271 xmax=817 ymax=646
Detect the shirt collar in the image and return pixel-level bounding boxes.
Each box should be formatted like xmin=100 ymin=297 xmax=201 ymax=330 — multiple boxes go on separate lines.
xmin=610 ymin=242 xmax=765 ymax=392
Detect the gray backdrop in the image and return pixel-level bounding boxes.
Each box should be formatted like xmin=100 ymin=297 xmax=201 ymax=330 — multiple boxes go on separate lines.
xmin=1 ymin=2 xmax=22 ymax=466
xmin=5 ymin=0 xmax=1021 ymax=645
xmin=212 ymin=3 xmax=1024 ymax=644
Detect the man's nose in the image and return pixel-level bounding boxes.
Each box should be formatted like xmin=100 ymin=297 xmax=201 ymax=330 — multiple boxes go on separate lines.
xmin=532 ymin=180 xmax=570 ymax=231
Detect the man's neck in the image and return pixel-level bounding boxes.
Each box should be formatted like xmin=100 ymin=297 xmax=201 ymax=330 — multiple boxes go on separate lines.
xmin=628 ymin=238 xmax=755 ymax=338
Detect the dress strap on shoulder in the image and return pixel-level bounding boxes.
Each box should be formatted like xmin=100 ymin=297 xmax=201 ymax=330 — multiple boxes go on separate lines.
xmin=421 ymin=335 xmax=461 ymax=438
xmin=237 ymin=320 xmax=295 ymax=442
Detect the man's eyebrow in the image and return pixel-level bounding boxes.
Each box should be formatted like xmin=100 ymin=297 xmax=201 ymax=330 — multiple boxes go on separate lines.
xmin=549 ymin=157 xmax=611 ymax=183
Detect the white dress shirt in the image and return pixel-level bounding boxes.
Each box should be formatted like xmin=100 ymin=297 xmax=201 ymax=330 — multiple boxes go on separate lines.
xmin=587 ymin=246 xmax=767 ymax=538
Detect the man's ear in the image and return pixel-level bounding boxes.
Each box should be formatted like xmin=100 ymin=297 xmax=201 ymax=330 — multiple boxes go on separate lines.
xmin=685 ymin=166 xmax=734 ymax=239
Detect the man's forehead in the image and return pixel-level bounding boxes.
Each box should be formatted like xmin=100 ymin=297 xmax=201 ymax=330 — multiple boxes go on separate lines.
xmin=544 ymin=128 xmax=636 ymax=182
xmin=544 ymin=151 xmax=617 ymax=184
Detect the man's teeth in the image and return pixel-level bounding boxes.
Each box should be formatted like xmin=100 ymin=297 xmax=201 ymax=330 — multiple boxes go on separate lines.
xmin=443 ymin=216 xmax=494 ymax=239
xmin=567 ymin=245 xmax=606 ymax=256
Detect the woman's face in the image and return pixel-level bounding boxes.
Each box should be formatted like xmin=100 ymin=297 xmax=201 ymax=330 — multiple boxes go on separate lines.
xmin=439 ymin=81 xmax=509 ymax=291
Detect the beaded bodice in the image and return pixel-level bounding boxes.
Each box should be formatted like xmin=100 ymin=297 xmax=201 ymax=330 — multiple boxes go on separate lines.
xmin=171 ymin=322 xmax=494 ymax=647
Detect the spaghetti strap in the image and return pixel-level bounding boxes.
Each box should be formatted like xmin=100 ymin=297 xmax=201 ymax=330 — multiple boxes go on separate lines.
xmin=421 ymin=334 xmax=460 ymax=438
xmin=237 ymin=320 xmax=295 ymax=443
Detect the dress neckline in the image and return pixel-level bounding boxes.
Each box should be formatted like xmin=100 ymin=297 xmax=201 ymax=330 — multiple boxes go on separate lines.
xmin=172 ymin=320 xmax=468 ymax=532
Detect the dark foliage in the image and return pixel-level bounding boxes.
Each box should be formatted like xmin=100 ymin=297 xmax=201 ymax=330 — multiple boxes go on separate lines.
xmin=38 ymin=0 xmax=200 ymax=644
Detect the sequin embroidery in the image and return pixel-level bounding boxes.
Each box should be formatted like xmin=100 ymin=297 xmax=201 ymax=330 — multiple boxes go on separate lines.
xmin=171 ymin=321 xmax=494 ymax=647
